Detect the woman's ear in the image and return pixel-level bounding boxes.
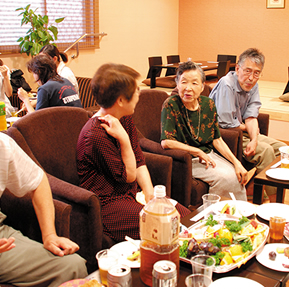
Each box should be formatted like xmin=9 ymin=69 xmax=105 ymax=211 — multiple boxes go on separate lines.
xmin=116 ymin=95 xmax=124 ymax=107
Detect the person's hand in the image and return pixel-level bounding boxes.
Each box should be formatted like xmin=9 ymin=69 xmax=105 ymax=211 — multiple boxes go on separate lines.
xmin=0 ymin=65 xmax=9 ymax=78
xmin=244 ymin=139 xmax=257 ymax=157
xmin=43 ymin=234 xmax=79 ymax=257
xmin=98 ymin=114 xmax=128 ymax=142
xmin=234 ymin=162 xmax=248 ymax=185
xmin=197 ymin=150 xmax=216 ymax=169
xmin=17 ymin=87 xmax=29 ymax=102
xmin=0 ymin=237 xmax=15 ymax=253
xmin=144 ymin=191 xmax=154 ymax=204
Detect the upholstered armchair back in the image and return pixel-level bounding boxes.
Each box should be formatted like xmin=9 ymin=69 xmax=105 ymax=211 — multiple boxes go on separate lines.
xmin=9 ymin=107 xmax=90 ymax=185
xmin=133 ymin=89 xmax=168 ymax=143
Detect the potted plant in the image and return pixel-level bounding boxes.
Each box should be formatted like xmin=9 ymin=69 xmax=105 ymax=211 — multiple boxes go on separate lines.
xmin=16 ymin=4 xmax=64 ymax=56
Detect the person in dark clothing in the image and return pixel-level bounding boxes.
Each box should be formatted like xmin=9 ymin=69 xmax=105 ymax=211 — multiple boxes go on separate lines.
xmin=17 ymin=54 xmax=82 ymax=113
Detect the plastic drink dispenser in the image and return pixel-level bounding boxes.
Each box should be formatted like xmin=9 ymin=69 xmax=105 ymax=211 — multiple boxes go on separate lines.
xmin=0 ymin=102 xmax=7 ymax=131
xmin=139 ymin=185 xmax=180 ymax=286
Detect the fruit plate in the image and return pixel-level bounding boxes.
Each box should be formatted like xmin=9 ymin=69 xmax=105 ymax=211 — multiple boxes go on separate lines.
xmin=179 ymin=215 xmax=269 ymax=273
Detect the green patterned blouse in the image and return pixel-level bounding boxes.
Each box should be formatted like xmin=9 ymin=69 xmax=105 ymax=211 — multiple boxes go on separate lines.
xmin=161 ymin=94 xmax=221 ymax=154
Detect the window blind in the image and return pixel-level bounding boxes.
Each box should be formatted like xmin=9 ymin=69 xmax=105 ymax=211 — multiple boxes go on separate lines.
xmin=0 ymin=0 xmax=99 ymax=54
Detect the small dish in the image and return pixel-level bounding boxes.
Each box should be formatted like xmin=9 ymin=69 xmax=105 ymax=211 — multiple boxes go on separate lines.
xmin=110 ymin=240 xmax=140 ymax=268
xmin=256 ymin=243 xmax=289 ymax=272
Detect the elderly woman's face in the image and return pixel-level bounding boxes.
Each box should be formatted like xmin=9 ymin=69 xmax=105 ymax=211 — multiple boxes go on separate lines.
xmin=177 ymin=69 xmax=204 ymax=106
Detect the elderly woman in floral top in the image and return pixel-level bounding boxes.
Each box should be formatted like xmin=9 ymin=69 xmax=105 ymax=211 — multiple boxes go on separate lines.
xmin=161 ymin=61 xmax=248 ymax=200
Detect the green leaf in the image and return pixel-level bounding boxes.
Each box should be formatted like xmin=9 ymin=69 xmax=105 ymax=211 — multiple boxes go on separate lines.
xmin=55 ymin=17 xmax=65 ymax=23
xmin=49 ymin=26 xmax=58 ymax=39
xmin=43 ymin=15 xmax=49 ymax=24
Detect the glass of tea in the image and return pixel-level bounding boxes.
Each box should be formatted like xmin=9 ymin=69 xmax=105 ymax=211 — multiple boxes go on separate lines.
xmin=269 ymin=216 xmax=286 ymax=241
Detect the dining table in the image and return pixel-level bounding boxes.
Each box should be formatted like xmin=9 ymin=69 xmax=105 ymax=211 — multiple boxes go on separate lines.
xmin=128 ymin=204 xmax=289 ymax=287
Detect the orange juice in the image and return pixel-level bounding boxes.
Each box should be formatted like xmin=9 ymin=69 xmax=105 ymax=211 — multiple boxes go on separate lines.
xmin=269 ymin=216 xmax=286 ymax=240
xmin=0 ymin=102 xmax=7 ymax=131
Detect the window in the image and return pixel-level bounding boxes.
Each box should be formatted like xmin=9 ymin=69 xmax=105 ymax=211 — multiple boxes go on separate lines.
xmin=0 ymin=0 xmax=99 ymax=54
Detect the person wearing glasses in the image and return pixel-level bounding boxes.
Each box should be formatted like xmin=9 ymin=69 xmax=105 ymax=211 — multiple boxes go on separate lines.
xmin=210 ymin=48 xmax=286 ymax=202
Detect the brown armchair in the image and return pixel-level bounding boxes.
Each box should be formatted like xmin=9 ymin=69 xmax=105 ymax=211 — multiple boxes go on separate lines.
xmin=133 ymin=89 xmax=242 ymax=209
xmin=7 ymin=106 xmax=173 ymax=272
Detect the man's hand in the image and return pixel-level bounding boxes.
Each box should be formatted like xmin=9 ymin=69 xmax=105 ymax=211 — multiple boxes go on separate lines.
xmin=0 ymin=237 xmax=16 ymax=253
xmin=244 ymin=139 xmax=257 ymax=157
xmin=43 ymin=234 xmax=79 ymax=257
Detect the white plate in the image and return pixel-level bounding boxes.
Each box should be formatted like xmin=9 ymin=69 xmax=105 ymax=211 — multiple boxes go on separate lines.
xmin=213 ymin=200 xmax=256 ymax=217
xmin=6 ymin=117 xmax=20 ymax=123
xmin=110 ymin=240 xmax=140 ymax=268
xmin=210 ymin=276 xmax=263 ymax=288
xmin=256 ymin=203 xmax=289 ymax=221
xmin=266 ymin=168 xmax=289 ymax=181
xmin=256 ymin=243 xmax=289 ymax=272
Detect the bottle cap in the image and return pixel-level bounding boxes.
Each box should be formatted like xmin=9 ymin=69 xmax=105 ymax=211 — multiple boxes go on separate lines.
xmin=154 ymin=185 xmax=166 ymax=198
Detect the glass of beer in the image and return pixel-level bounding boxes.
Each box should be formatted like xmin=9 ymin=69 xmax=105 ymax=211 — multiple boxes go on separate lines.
xmin=269 ymin=216 xmax=286 ymax=241
xmin=96 ymin=249 xmax=119 ymax=286
xmin=279 ymin=146 xmax=289 ymax=169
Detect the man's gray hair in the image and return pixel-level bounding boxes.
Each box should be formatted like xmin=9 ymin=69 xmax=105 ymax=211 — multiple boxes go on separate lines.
xmin=238 ymin=48 xmax=265 ymax=70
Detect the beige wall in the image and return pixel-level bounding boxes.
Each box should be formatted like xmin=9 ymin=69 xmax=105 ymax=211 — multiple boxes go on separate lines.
xmin=179 ymin=0 xmax=289 ymax=82
xmin=2 ymin=0 xmax=179 ymax=90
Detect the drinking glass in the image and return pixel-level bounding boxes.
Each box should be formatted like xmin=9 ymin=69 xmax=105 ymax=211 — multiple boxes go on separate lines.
xmin=279 ymin=146 xmax=289 ymax=169
xmin=185 ymin=274 xmax=212 ymax=287
xmin=96 ymin=249 xmax=119 ymax=286
xmin=10 ymin=107 xmax=19 ymax=117
xmin=202 ymin=194 xmax=220 ymax=219
xmin=190 ymin=254 xmax=215 ymax=279
xmin=269 ymin=216 xmax=286 ymax=241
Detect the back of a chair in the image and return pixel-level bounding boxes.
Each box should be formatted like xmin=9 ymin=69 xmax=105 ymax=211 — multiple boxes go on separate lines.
xmin=217 ymin=60 xmax=231 ymax=79
xmin=166 ymin=55 xmax=180 ymax=76
xmin=9 ymin=107 xmax=90 ymax=186
xmin=147 ymin=56 xmax=163 ymax=78
xmin=217 ymin=54 xmax=236 ymax=63
xmin=133 ymin=89 xmax=169 ymax=143
xmin=217 ymin=54 xmax=236 ymax=71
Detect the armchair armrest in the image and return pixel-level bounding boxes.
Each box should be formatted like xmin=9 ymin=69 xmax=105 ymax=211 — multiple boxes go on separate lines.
xmin=47 ymin=174 xmax=104 ymax=273
xmin=139 ymin=137 xmax=193 ymax=207
xmin=258 ymin=113 xmax=269 ymax=136
xmin=1 ymin=189 xmax=71 ymax=243
xmin=219 ymin=127 xmax=243 ymax=161
xmin=143 ymin=151 xmax=172 ymax=197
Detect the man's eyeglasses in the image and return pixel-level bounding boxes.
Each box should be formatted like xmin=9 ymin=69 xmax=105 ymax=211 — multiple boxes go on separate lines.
xmin=239 ymin=66 xmax=262 ymax=79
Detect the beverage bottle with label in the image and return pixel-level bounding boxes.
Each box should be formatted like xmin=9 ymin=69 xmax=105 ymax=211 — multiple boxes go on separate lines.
xmin=139 ymin=185 xmax=180 ymax=286
xmin=0 ymin=102 xmax=7 ymax=131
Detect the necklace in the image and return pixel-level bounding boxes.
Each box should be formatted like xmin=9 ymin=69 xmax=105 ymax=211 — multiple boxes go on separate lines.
xmin=185 ymin=105 xmax=201 ymax=140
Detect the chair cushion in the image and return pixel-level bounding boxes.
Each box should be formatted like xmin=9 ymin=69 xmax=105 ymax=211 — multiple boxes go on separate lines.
xmin=142 ymin=76 xmax=176 ymax=88
xmin=279 ymin=92 xmax=289 ymax=102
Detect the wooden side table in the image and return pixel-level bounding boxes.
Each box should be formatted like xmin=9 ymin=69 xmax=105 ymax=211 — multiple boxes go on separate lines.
xmin=253 ymin=156 xmax=289 ymax=204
